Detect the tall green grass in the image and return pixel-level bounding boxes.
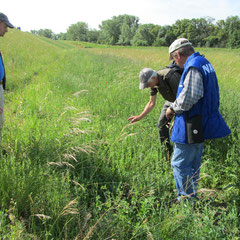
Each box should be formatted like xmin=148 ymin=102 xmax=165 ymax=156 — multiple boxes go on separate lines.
xmin=0 ymin=29 xmax=239 ymax=239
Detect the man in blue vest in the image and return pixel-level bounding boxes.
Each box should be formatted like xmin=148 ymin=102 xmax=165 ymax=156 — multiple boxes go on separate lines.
xmin=0 ymin=13 xmax=14 ymax=143
xmin=166 ymin=38 xmax=231 ymax=202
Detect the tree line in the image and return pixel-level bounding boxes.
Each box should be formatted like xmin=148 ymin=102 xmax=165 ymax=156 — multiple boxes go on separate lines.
xmin=31 ymin=14 xmax=240 ymax=48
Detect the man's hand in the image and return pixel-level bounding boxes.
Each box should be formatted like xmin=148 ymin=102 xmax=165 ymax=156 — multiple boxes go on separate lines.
xmin=128 ymin=116 xmax=141 ymax=124
xmin=166 ymin=107 xmax=175 ymax=120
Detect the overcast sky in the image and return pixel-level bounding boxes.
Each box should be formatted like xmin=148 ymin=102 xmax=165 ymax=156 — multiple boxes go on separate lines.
xmin=2 ymin=0 xmax=240 ymax=33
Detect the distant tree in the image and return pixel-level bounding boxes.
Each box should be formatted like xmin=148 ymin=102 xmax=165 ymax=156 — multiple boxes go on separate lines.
xmin=204 ymin=35 xmax=219 ymax=47
xmin=214 ymin=19 xmax=228 ymax=47
xmin=99 ymin=17 xmax=122 ymax=45
xmin=30 ymin=30 xmax=38 ymax=35
xmin=38 ymin=29 xmax=54 ymax=39
xmin=118 ymin=15 xmax=139 ymax=45
xmin=204 ymin=19 xmax=226 ymax=47
xmin=86 ymin=29 xmax=100 ymax=43
xmin=118 ymin=23 xmax=132 ymax=45
xmin=31 ymin=29 xmax=54 ymax=39
xmin=193 ymin=17 xmax=216 ymax=47
xmin=66 ymin=22 xmax=89 ymax=41
xmin=29 ymin=14 xmax=240 ymax=49
xmin=225 ymin=16 xmax=240 ymax=48
xmin=172 ymin=18 xmax=216 ymax=47
xmin=172 ymin=19 xmax=191 ymax=39
xmin=99 ymin=14 xmax=139 ymax=45
xmin=153 ymin=25 xmax=174 ymax=46
xmin=131 ymin=24 xmax=159 ymax=46
xmin=57 ymin=32 xmax=68 ymax=40
xmin=164 ymin=28 xmax=176 ymax=46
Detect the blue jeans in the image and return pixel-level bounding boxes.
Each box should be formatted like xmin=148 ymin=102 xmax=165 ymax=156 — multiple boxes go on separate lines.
xmin=171 ymin=142 xmax=204 ymax=201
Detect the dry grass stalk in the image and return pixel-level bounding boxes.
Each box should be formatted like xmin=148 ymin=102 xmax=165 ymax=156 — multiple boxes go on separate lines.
xmin=83 ymin=208 xmax=112 ymax=240
xmin=48 ymin=161 xmax=75 ymax=169
xmin=64 ymin=128 xmax=90 ymax=136
xmin=56 ymin=111 xmax=67 ymax=122
xmin=62 ymin=161 xmax=75 ymax=169
xmin=60 ymin=199 xmax=79 ymax=216
xmin=63 ymin=153 xmax=78 ymax=162
xmin=78 ymin=145 xmax=95 ymax=154
xmin=73 ymin=90 xmax=89 ymax=96
xmin=70 ymin=117 xmax=91 ymax=122
xmin=48 ymin=162 xmax=62 ymax=167
xmin=111 ymin=123 xmax=138 ymax=143
xmin=130 ymin=218 xmax=149 ymax=240
xmin=72 ymin=180 xmax=85 ymax=190
xmin=120 ymin=123 xmax=136 ymax=134
xmin=71 ymin=128 xmax=89 ymax=134
xmin=197 ymin=188 xmax=216 ymax=193
xmin=32 ymin=214 xmax=51 ymax=220
xmin=147 ymin=231 xmax=154 ymax=240
xmin=74 ymin=213 xmax=92 ymax=240
xmin=76 ymin=111 xmax=91 ymax=116
xmin=68 ymin=145 xmax=95 ymax=155
xmin=64 ymin=106 xmax=79 ymax=111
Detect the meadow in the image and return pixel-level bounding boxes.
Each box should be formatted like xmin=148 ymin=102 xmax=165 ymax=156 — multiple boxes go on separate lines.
xmin=0 ymin=29 xmax=239 ymax=239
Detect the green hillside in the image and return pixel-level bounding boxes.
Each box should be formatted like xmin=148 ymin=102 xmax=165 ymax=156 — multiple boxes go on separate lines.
xmin=0 ymin=29 xmax=239 ymax=239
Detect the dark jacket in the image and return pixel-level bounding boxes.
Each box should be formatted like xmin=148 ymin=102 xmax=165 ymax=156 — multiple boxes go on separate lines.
xmin=151 ymin=63 xmax=183 ymax=102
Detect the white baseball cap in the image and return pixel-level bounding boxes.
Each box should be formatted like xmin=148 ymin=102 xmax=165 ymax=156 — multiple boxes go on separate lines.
xmin=169 ymin=38 xmax=192 ymax=60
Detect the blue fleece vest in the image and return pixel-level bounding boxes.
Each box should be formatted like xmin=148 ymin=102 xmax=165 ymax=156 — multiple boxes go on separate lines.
xmin=171 ymin=52 xmax=231 ymax=144
xmin=0 ymin=56 xmax=4 ymax=81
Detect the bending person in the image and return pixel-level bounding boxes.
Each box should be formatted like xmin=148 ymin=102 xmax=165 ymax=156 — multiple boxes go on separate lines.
xmin=128 ymin=62 xmax=182 ymax=157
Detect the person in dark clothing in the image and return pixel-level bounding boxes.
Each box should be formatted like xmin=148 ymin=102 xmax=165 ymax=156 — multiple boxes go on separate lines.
xmin=128 ymin=63 xmax=182 ymax=156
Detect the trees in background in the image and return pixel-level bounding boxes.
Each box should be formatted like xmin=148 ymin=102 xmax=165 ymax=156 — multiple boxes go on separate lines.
xmin=98 ymin=15 xmax=139 ymax=45
xmin=118 ymin=15 xmax=139 ymax=45
xmin=131 ymin=24 xmax=160 ymax=46
xmin=31 ymin=29 xmax=56 ymax=39
xmin=171 ymin=17 xmax=216 ymax=47
xmin=66 ymin=22 xmax=88 ymax=41
xmin=30 ymin=15 xmax=240 ymax=48
xmin=225 ymin=16 xmax=240 ymax=48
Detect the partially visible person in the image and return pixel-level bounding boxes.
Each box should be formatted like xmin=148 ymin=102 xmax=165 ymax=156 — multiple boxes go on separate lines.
xmin=166 ymin=38 xmax=231 ymax=202
xmin=128 ymin=62 xmax=182 ymax=156
xmin=0 ymin=13 xmax=14 ymax=143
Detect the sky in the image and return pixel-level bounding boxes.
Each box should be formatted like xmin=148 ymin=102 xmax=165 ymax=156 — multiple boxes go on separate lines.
xmin=2 ymin=0 xmax=240 ymax=33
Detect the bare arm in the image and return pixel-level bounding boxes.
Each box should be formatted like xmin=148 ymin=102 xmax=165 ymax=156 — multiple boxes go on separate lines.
xmin=128 ymin=95 xmax=157 ymax=123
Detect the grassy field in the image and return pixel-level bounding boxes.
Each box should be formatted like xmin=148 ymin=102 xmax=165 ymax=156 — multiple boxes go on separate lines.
xmin=0 ymin=29 xmax=239 ymax=239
